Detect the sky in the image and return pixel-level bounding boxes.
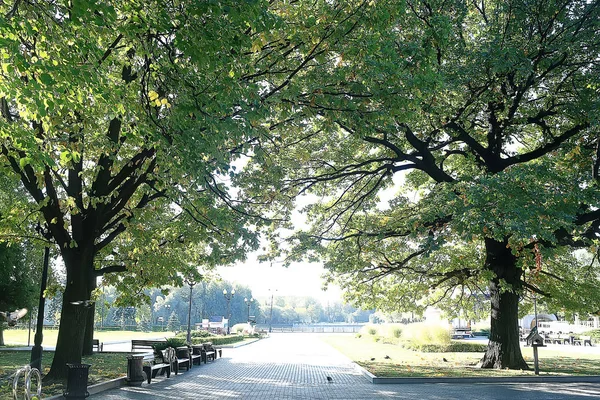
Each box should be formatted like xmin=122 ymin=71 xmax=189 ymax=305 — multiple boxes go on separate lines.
xmin=216 ymin=251 xmax=343 ymax=305
xmin=215 ymin=159 xmax=406 ymax=306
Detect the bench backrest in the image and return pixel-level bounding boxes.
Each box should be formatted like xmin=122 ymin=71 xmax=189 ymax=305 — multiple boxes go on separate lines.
xmin=131 ymin=339 xmax=167 ymax=352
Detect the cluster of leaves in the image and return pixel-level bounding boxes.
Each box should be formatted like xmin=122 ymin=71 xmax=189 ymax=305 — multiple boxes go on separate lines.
xmin=239 ymin=0 xmax=600 ymax=322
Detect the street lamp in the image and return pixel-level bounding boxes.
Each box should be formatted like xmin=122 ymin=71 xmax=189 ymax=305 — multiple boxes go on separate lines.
xmin=244 ymin=297 xmax=254 ymax=322
xmin=186 ymin=279 xmax=196 ymax=344
xmin=223 ymin=288 xmax=235 ymax=334
xmin=163 ymin=304 xmax=171 ymax=331
xmin=30 ymin=244 xmax=50 ymax=371
xmin=268 ymin=289 xmax=277 ymax=333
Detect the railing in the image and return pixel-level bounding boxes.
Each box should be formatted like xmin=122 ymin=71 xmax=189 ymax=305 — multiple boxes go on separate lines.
xmin=263 ymin=324 xmax=365 ymax=333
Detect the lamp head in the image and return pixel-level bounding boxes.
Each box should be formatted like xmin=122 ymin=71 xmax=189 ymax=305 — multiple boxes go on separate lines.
xmin=223 ymin=289 xmax=227 ymax=295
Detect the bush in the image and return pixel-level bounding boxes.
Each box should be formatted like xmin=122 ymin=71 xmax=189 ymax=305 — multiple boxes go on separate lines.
xmin=153 ymin=337 xmax=187 ymax=351
xmin=401 ymin=322 xmax=451 ymax=346
xmin=403 ymin=340 xmax=487 ymax=353
xmin=191 ymin=335 xmax=244 ymax=346
xmin=359 ymin=324 xmax=379 ymax=336
xmin=190 ymin=330 xmax=214 ymax=338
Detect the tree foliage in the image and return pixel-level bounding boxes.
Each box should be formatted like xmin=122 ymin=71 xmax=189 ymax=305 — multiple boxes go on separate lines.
xmin=0 ymin=0 xmax=365 ymax=378
xmin=240 ymin=0 xmax=600 ymax=369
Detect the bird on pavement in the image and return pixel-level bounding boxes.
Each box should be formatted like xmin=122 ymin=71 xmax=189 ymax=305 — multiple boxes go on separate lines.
xmin=442 ymin=357 xmax=448 ymax=362
xmin=326 ymin=376 xmax=333 ymax=383
xmin=370 ymin=357 xmax=376 ymax=361
xmin=384 ymin=355 xmax=391 ymax=359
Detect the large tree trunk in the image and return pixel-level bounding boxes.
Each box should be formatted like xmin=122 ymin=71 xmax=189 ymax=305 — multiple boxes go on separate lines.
xmin=0 ymin=324 xmax=5 ymax=346
xmin=478 ymin=238 xmax=529 ymax=370
xmin=82 ymin=276 xmax=97 ymax=356
xmin=44 ymin=249 xmax=93 ymax=381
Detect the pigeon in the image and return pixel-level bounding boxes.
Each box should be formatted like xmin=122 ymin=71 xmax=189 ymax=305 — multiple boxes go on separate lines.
xmin=0 ymin=308 xmax=27 ymax=327
xmin=384 ymin=355 xmax=391 ymax=359
xmin=370 ymin=357 xmax=376 ymax=361
xmin=442 ymin=357 xmax=448 ymax=362
xmin=326 ymin=376 xmax=333 ymax=383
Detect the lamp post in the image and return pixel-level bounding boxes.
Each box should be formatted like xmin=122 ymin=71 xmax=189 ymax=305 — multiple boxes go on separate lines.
xmin=30 ymin=245 xmax=50 ymax=371
xmin=186 ymin=279 xmax=196 ymax=344
xmin=223 ymin=288 xmax=235 ymax=334
xmin=244 ymin=297 xmax=254 ymax=322
xmin=163 ymin=304 xmax=171 ymax=331
xmin=268 ymin=289 xmax=277 ymax=333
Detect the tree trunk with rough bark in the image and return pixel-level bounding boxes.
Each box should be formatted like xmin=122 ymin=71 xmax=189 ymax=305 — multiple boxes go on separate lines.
xmin=478 ymin=238 xmax=529 ymax=370
xmin=44 ymin=248 xmax=93 ymax=381
xmin=82 ymin=275 xmax=97 ymax=356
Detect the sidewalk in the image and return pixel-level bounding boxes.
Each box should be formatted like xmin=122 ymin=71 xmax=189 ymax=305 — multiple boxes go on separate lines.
xmin=87 ymin=333 xmax=600 ymax=399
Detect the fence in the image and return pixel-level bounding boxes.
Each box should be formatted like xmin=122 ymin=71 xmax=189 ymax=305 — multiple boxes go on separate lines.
xmin=258 ymin=324 xmax=364 ymax=333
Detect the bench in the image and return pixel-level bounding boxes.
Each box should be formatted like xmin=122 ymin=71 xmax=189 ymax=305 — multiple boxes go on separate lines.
xmin=573 ymin=335 xmax=593 ymax=346
xmin=141 ymin=351 xmax=171 ymax=384
xmin=92 ymin=339 xmax=103 ymax=352
xmin=131 ymin=339 xmax=167 ymax=353
xmin=174 ymin=346 xmax=191 ymax=374
xmin=192 ymin=343 xmax=216 ymax=364
xmin=189 ymin=346 xmax=204 ymax=366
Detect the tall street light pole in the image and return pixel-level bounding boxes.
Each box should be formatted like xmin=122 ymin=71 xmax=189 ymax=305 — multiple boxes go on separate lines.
xmin=244 ymin=297 xmax=254 ymax=322
xmin=268 ymin=289 xmax=277 ymax=333
xmin=164 ymin=304 xmax=171 ymax=331
xmin=186 ymin=279 xmax=196 ymax=344
xmin=30 ymin=245 xmax=50 ymax=371
xmin=223 ymin=288 xmax=235 ymax=334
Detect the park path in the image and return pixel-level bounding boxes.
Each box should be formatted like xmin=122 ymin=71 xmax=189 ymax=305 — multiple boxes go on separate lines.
xmin=90 ymin=333 xmax=600 ymax=400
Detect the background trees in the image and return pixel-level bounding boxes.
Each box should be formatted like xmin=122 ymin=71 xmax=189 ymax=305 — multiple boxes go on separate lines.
xmin=0 ymin=241 xmax=39 ymax=345
xmin=240 ymin=0 xmax=600 ymax=369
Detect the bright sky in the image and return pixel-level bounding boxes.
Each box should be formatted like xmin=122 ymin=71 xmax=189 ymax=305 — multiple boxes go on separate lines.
xmin=217 ymin=159 xmax=406 ymax=306
xmin=216 ymin=251 xmax=343 ymax=305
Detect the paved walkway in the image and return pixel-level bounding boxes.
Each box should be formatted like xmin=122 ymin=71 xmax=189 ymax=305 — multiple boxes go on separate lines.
xmin=90 ymin=333 xmax=600 ymax=399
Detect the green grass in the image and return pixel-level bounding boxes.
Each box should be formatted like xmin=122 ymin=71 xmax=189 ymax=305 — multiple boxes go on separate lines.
xmin=0 ymin=351 xmax=126 ymax=398
xmin=320 ymin=335 xmax=600 ymax=378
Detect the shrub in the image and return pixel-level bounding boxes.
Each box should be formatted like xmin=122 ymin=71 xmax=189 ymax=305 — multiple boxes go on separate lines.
xmin=359 ymin=324 xmax=379 ymax=336
xmin=192 ymin=335 xmax=244 ymax=346
xmin=153 ymin=337 xmax=187 ymax=351
xmin=401 ymin=322 xmax=451 ymax=347
xmin=403 ymin=340 xmax=486 ymax=353
xmin=392 ymin=327 xmax=403 ymax=338
xmin=190 ymin=330 xmax=214 ymax=338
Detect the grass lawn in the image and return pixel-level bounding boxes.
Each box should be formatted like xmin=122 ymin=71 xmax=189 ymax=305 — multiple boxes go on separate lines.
xmin=320 ymin=335 xmax=600 ymax=378
xmin=3 ymin=329 xmax=175 ymax=347
xmin=0 ymin=350 xmax=127 ymax=398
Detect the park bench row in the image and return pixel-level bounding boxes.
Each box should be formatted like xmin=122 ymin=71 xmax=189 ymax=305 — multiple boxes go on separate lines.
xmin=130 ymin=339 xmax=219 ymax=384
xmin=520 ymin=333 xmax=593 ymax=346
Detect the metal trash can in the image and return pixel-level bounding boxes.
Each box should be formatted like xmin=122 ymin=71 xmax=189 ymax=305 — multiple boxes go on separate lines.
xmin=126 ymin=354 xmax=146 ymax=386
xmin=63 ymin=363 xmax=91 ymax=399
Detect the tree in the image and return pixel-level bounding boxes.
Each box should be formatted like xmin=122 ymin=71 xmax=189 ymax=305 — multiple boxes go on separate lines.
xmin=241 ymin=0 xmax=600 ymax=369
xmin=166 ymin=310 xmax=180 ymax=332
xmin=0 ymin=241 xmax=38 ymax=345
xmin=0 ymin=0 xmax=361 ymax=379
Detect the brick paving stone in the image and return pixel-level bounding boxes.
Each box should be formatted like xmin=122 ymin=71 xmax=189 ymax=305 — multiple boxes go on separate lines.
xmin=90 ymin=333 xmax=600 ymax=399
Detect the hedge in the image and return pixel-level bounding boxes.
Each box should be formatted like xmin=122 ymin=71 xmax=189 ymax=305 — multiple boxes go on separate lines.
xmin=191 ymin=335 xmax=245 ymax=346
xmin=403 ymin=340 xmax=487 ymax=353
